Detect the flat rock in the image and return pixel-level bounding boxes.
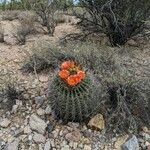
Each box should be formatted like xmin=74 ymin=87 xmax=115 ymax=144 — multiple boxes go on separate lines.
xmin=29 ymin=114 xmax=47 ymax=134
xmin=0 ymin=118 xmax=11 ymax=128
xmin=65 ymin=129 xmax=82 ymax=142
xmin=7 ymin=138 xmax=20 ymax=150
xmin=122 ymin=135 xmax=139 ymax=150
xmin=88 ymin=114 xmax=105 ymax=130
xmin=33 ymin=133 xmax=46 ymax=143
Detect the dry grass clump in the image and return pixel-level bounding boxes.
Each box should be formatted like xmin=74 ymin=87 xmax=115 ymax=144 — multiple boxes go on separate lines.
xmin=21 ymin=41 xmax=75 ymax=73
xmin=18 ymin=11 xmax=38 ymax=33
xmin=2 ymin=10 xmax=20 ymax=21
xmin=15 ymin=24 xmax=31 ymax=45
xmin=0 ymin=69 xmax=24 ymax=112
xmin=104 ymin=77 xmax=150 ymax=133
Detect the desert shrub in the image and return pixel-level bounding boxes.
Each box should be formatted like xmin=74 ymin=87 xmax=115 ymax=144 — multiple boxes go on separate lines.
xmin=0 ymin=69 xmax=24 ymax=112
xmin=106 ymin=78 xmax=150 ymax=133
xmin=18 ymin=11 xmax=38 ymax=29
xmin=0 ymin=23 xmax=4 ymax=43
xmin=76 ymin=0 xmax=150 ymax=46
xmin=15 ymin=25 xmax=31 ymax=45
xmin=31 ymin=0 xmax=59 ymax=35
xmin=2 ymin=10 xmax=20 ymax=21
xmin=54 ymin=12 xmax=67 ymax=24
xmin=49 ymin=61 xmax=106 ymax=123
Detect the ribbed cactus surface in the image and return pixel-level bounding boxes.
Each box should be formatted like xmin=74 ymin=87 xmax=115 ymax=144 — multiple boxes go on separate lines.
xmin=49 ymin=75 xmax=101 ymax=123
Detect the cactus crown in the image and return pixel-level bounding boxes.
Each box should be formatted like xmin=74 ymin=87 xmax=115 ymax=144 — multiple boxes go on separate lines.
xmin=49 ymin=60 xmax=102 ymax=123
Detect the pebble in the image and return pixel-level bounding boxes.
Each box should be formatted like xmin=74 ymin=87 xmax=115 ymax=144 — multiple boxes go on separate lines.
xmin=24 ymin=125 xmax=32 ymax=134
xmin=11 ymin=105 xmax=18 ymax=113
xmin=29 ymin=114 xmax=47 ymax=134
xmin=0 ymin=118 xmax=11 ymax=128
xmin=45 ymin=106 xmax=52 ymax=114
xmin=65 ymin=129 xmax=82 ymax=142
xmin=88 ymin=114 xmax=105 ymax=130
xmin=33 ymin=133 xmax=46 ymax=143
xmin=44 ymin=140 xmax=51 ymax=150
xmin=84 ymin=145 xmax=92 ymax=150
xmin=122 ymin=135 xmax=139 ymax=150
xmin=37 ymin=108 xmax=45 ymax=116
xmin=35 ymin=96 xmax=45 ymax=107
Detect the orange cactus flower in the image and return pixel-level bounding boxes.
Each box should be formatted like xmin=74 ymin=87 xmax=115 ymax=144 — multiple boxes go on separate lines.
xmin=61 ymin=61 xmax=75 ymax=70
xmin=77 ymin=71 xmax=86 ymax=80
xmin=67 ymin=75 xmax=78 ymax=86
xmin=59 ymin=70 xmax=70 ymax=79
xmin=74 ymin=74 xmax=82 ymax=83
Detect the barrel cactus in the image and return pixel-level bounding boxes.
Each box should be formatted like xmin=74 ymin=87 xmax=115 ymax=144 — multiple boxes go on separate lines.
xmin=49 ymin=60 xmax=102 ymax=123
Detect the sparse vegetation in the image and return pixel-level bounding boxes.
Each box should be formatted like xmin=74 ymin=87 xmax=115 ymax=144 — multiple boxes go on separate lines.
xmin=0 ymin=23 xmax=4 ymax=42
xmin=0 ymin=1 xmax=150 ymax=148
xmin=31 ymin=0 xmax=59 ymax=35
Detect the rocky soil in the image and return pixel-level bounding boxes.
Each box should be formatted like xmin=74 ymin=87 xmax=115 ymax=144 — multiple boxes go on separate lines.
xmin=0 ymin=14 xmax=150 ymax=150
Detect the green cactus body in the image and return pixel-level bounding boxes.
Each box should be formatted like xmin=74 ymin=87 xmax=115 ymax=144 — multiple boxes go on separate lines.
xmin=49 ymin=75 xmax=101 ymax=123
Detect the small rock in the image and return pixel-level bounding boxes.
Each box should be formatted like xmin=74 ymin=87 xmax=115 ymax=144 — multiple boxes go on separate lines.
xmin=11 ymin=105 xmax=18 ymax=113
xmin=29 ymin=114 xmax=47 ymax=134
xmin=44 ymin=140 xmax=51 ymax=150
xmin=24 ymin=125 xmax=32 ymax=134
xmin=50 ymin=139 xmax=55 ymax=147
xmin=0 ymin=118 xmax=11 ymax=128
xmin=35 ymin=96 xmax=45 ymax=107
xmin=65 ymin=129 xmax=82 ymax=142
xmin=45 ymin=106 xmax=52 ymax=114
xmin=127 ymin=39 xmax=139 ymax=47
xmin=46 ymin=122 xmax=55 ymax=133
xmin=39 ymin=76 xmax=48 ymax=83
xmin=37 ymin=108 xmax=45 ymax=116
xmin=84 ymin=145 xmax=91 ymax=150
xmin=28 ymin=134 xmax=33 ymax=141
xmin=61 ymin=145 xmax=70 ymax=150
xmin=122 ymin=135 xmax=139 ymax=150
xmin=33 ymin=133 xmax=46 ymax=143
xmin=7 ymin=138 xmax=20 ymax=150
xmin=88 ymin=114 xmax=105 ymax=130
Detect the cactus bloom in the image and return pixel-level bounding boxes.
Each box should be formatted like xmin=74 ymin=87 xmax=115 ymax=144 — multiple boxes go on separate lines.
xmin=59 ymin=61 xmax=86 ymax=86
xmin=61 ymin=61 xmax=75 ymax=70
xmin=59 ymin=70 xmax=70 ymax=79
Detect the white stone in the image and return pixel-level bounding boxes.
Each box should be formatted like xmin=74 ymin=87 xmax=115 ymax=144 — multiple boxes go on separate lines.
xmin=0 ymin=118 xmax=11 ymax=128
xmin=122 ymin=135 xmax=139 ymax=150
xmin=84 ymin=145 xmax=91 ymax=150
xmin=33 ymin=133 xmax=46 ymax=143
xmin=12 ymin=105 xmax=18 ymax=113
xmin=44 ymin=140 xmax=51 ymax=150
xmin=37 ymin=108 xmax=45 ymax=116
xmin=45 ymin=106 xmax=52 ymax=114
xmin=29 ymin=114 xmax=47 ymax=134
xmin=24 ymin=125 xmax=32 ymax=134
